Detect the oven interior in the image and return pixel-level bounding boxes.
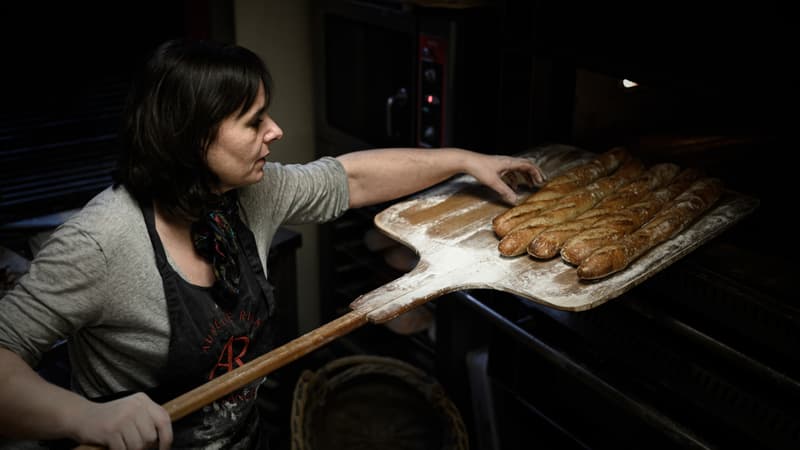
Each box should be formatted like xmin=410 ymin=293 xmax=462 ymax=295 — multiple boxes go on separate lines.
xmin=313 ymin=1 xmax=796 ymax=449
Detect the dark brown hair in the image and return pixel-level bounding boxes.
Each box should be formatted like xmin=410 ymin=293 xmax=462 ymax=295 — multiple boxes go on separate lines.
xmin=113 ymin=38 xmax=273 ymax=220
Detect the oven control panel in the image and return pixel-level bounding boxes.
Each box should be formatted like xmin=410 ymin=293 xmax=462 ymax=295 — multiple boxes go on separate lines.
xmin=417 ymin=34 xmax=446 ymax=148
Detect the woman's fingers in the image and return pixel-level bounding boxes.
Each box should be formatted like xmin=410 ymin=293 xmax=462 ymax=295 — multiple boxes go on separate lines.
xmin=73 ymin=392 xmax=172 ymax=450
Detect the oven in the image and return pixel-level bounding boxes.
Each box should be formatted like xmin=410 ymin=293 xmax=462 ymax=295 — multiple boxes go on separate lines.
xmin=314 ymin=1 xmax=797 ymax=449
xmin=312 ymin=0 xmax=526 ymax=349
xmin=313 ymin=0 xmax=516 ymax=153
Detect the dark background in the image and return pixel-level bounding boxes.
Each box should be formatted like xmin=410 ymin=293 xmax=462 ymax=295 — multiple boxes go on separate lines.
xmin=1 ymin=2 xmax=187 ymax=116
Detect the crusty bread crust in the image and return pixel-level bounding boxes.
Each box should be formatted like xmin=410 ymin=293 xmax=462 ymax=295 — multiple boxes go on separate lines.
xmin=498 ymin=158 xmax=645 ymax=256
xmin=576 ymin=177 xmax=724 ymax=280
xmin=528 ymin=163 xmax=680 ymax=259
xmin=492 ymin=146 xmax=631 ymax=237
xmin=560 ymin=168 xmax=703 ymax=265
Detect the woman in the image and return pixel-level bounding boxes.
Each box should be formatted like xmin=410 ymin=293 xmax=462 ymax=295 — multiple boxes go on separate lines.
xmin=0 ymin=39 xmax=544 ymax=449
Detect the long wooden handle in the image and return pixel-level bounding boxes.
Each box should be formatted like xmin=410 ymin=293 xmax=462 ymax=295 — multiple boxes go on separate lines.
xmin=74 ymin=309 xmax=368 ymax=450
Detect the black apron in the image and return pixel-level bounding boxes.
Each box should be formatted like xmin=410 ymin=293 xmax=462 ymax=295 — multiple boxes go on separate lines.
xmin=43 ymin=204 xmax=278 ymax=450
xmin=140 ymin=203 xmax=277 ymax=449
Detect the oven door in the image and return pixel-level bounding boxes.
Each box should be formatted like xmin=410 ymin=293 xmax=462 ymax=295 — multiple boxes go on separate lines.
xmin=317 ymin=1 xmax=417 ymax=148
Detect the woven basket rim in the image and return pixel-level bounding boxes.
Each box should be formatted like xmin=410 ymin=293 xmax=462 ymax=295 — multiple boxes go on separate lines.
xmin=290 ymin=355 xmax=469 ymax=450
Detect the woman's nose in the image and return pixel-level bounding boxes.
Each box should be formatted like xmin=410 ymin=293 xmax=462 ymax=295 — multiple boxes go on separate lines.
xmin=264 ymin=117 xmax=283 ymax=143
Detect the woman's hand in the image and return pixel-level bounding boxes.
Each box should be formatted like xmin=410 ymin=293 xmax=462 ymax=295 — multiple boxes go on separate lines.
xmin=464 ymin=153 xmax=546 ymax=205
xmin=71 ymin=392 xmax=173 ymax=450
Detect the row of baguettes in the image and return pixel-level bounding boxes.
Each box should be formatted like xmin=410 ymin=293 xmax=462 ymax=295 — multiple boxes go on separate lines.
xmin=492 ymin=148 xmax=724 ymax=280
xmin=492 ymin=146 xmax=631 ymax=237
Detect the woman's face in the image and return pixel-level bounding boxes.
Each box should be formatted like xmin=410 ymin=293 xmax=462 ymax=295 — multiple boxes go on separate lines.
xmin=206 ymin=84 xmax=283 ymax=192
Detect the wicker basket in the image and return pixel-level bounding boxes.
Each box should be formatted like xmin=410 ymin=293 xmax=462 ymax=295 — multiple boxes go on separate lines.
xmin=290 ymin=355 xmax=469 ymax=450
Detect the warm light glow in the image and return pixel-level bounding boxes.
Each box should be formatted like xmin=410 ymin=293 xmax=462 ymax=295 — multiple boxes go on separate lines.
xmin=622 ymin=79 xmax=639 ymax=89
xmin=427 ymin=95 xmax=434 ymax=103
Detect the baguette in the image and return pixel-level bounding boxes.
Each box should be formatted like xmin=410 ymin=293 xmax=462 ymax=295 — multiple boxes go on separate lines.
xmin=528 ymin=163 xmax=680 ymax=259
xmin=522 ymin=146 xmax=631 ymax=202
xmin=492 ymin=146 xmax=630 ymax=237
xmin=576 ymin=177 xmax=724 ymax=280
xmin=498 ymin=158 xmax=645 ymax=256
xmin=560 ymin=168 xmax=703 ymax=265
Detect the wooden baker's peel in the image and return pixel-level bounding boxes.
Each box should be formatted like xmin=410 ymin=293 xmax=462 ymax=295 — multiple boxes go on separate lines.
xmin=74 ymin=145 xmax=757 ymax=449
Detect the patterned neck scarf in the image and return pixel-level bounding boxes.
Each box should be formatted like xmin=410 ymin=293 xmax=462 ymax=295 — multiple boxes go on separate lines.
xmin=191 ymin=195 xmax=241 ymax=309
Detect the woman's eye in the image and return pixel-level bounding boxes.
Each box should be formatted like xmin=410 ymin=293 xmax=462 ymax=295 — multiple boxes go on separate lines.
xmin=249 ymin=119 xmax=263 ymax=129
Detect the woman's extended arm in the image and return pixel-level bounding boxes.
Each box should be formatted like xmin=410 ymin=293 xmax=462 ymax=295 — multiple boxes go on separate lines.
xmin=337 ymin=148 xmax=545 ymax=208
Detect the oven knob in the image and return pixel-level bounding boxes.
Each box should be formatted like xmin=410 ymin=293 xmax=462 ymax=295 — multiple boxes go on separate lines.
xmin=423 ymin=126 xmax=437 ymax=142
xmin=423 ymin=68 xmax=437 ymax=83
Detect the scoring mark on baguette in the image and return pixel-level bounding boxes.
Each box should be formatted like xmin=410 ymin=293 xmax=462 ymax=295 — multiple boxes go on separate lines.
xmin=576 ymin=177 xmax=724 ymax=280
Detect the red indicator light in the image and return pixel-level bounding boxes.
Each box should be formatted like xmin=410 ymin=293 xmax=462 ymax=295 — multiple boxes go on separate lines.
xmin=427 ymin=95 xmax=434 ymax=104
